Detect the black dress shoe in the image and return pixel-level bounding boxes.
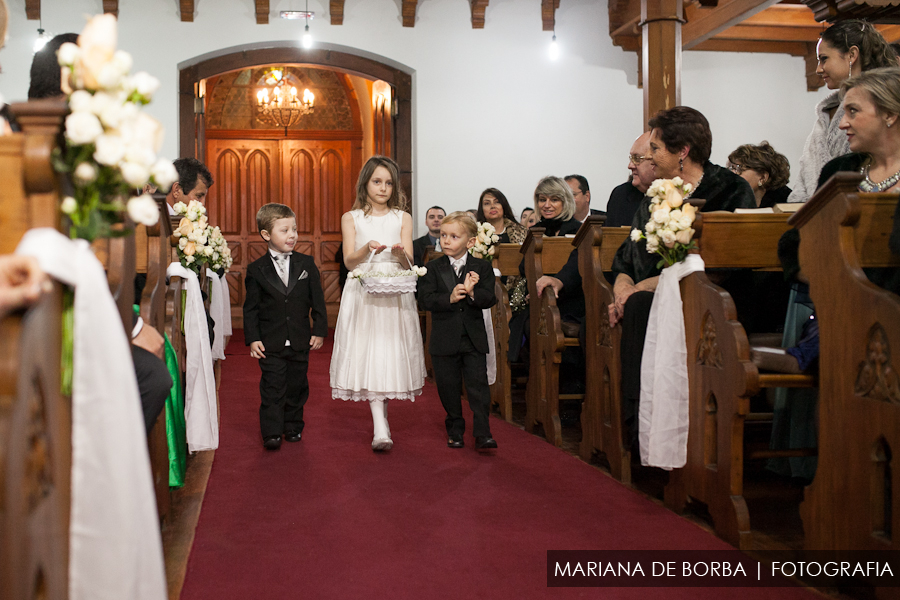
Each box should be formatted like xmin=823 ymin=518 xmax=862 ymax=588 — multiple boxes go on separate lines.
xmin=284 ymin=431 xmax=302 ymax=443
xmin=475 ymin=436 xmax=498 ymax=449
xmin=447 ymin=437 xmax=464 ymax=448
xmin=263 ymin=435 xmax=282 ymax=450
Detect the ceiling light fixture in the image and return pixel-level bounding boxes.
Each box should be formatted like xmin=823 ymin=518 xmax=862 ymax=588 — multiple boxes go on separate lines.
xmin=549 ymin=32 xmax=560 ymax=60
xmin=301 ymin=0 xmax=313 ymax=49
xmin=33 ymin=18 xmax=52 ymax=53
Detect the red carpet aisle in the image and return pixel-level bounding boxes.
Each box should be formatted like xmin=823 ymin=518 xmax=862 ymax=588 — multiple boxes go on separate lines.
xmin=180 ymin=331 xmax=814 ymax=600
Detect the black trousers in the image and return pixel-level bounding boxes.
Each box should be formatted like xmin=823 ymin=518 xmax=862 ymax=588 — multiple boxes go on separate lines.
xmin=432 ymin=334 xmax=492 ymax=439
xmin=619 ymin=291 xmax=654 ymax=450
xmin=258 ymin=344 xmax=310 ymax=438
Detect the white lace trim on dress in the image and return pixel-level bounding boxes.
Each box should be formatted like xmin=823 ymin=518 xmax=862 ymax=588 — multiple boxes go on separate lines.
xmin=332 ymin=388 xmax=422 ymax=402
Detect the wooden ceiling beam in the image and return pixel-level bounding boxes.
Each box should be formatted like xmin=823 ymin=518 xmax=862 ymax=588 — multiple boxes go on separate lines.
xmin=180 ymin=0 xmax=194 ymax=22
xmin=255 ymin=0 xmax=269 ymax=24
xmin=693 ymin=38 xmax=811 ymax=55
xmin=682 ymin=0 xmax=781 ymax=50
xmin=541 ymin=0 xmax=560 ymax=32
xmin=331 ymin=0 xmax=345 ymax=25
xmin=102 ymin=0 xmax=118 ymax=16
xmin=609 ymin=0 xmax=641 ymax=34
xmin=25 ymin=0 xmax=39 ymax=20
xmin=402 ymin=0 xmax=418 ymax=27
xmin=711 ymin=24 xmax=822 ymax=42
xmin=471 ymin=0 xmax=490 ymax=28
xmin=740 ymin=4 xmax=822 ymax=26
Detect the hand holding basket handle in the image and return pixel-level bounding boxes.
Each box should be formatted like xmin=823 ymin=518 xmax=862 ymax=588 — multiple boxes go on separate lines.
xmin=367 ymin=240 xmax=387 ymax=254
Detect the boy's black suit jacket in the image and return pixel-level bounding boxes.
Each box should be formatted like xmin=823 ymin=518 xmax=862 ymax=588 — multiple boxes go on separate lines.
xmin=243 ymin=251 xmax=328 ymax=350
xmin=418 ymin=254 xmax=497 ymax=356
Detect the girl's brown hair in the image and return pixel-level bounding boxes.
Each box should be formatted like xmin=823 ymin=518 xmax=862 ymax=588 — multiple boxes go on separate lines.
xmin=352 ymin=155 xmax=407 ymax=215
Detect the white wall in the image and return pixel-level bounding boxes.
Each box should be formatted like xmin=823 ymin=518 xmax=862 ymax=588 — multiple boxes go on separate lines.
xmin=1 ymin=0 xmax=830 ymax=236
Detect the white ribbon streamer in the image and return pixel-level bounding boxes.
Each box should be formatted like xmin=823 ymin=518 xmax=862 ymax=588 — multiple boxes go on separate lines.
xmin=639 ymin=254 xmax=706 ymax=470
xmin=16 ymin=228 xmax=166 ymax=600
xmin=168 ymin=262 xmax=219 ymax=452
xmin=206 ymin=268 xmax=226 ymax=360
xmin=219 ymin=272 xmax=232 ymax=337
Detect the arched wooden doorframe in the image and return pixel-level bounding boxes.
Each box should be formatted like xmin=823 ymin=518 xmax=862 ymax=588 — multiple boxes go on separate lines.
xmin=177 ymin=42 xmax=414 ymax=201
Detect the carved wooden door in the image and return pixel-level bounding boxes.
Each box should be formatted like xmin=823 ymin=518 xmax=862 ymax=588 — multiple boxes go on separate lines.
xmin=206 ymin=138 xmax=354 ymax=328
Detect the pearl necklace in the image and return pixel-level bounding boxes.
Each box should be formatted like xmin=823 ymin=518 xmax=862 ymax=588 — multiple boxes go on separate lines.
xmin=683 ymin=175 xmax=703 ymax=200
xmin=858 ymin=164 xmax=900 ymax=192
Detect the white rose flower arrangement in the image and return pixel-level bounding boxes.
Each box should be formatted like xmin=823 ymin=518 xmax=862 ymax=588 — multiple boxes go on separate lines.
xmin=630 ymin=177 xmax=699 ymax=268
xmin=468 ymin=221 xmax=500 ymax=259
xmin=172 ymin=200 xmax=225 ymax=274
xmin=53 ymin=14 xmax=178 ymax=241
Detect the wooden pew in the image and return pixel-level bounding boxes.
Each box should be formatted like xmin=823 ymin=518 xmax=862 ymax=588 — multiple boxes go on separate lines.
xmin=575 ymin=217 xmax=632 ymax=481
xmin=663 ymin=210 xmax=809 ymax=550
xmin=790 ymin=174 xmax=900 ymax=553
xmin=137 ymin=196 xmax=175 ymax=522
xmin=521 ymin=229 xmax=584 ymax=446
xmin=0 ymin=99 xmax=70 ymax=600
xmin=489 ymin=243 xmax=523 ymax=422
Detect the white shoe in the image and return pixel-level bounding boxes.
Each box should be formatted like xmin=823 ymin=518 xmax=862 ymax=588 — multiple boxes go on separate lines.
xmin=372 ymin=437 xmax=393 ymax=452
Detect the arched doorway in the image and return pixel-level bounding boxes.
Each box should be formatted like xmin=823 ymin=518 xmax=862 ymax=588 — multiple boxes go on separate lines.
xmin=178 ymin=44 xmax=414 ymax=327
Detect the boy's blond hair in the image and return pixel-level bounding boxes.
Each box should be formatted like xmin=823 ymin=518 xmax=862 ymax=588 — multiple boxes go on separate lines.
xmin=440 ymin=211 xmax=478 ymax=238
xmin=256 ymin=203 xmax=295 ymax=234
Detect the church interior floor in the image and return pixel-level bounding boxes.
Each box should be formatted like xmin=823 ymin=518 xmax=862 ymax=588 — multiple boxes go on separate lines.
xmin=160 ymin=335 xmax=822 ymax=599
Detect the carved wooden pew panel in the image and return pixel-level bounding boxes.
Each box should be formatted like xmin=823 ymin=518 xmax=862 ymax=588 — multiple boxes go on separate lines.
xmin=522 ymin=230 xmax=582 ymax=447
xmin=0 ymin=100 xmax=70 ymax=600
xmin=790 ymin=174 xmax=900 ymax=553
xmin=490 ymin=243 xmax=521 ymax=422
xmin=576 ymin=217 xmax=631 ymax=482
xmin=665 ymin=211 xmax=802 ymax=550
xmin=0 ymin=285 xmax=69 ymax=600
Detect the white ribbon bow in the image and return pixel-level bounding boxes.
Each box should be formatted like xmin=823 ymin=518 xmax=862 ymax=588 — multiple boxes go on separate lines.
xmin=639 ymin=254 xmax=706 ymax=470
xmin=16 ymin=228 xmax=166 ymax=600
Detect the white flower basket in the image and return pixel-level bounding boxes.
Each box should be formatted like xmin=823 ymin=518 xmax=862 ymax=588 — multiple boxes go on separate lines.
xmin=359 ymin=274 xmax=418 ymax=297
xmin=351 ymin=249 xmax=426 ymax=297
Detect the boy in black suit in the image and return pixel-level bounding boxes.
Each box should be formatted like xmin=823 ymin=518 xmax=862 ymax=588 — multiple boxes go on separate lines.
xmin=243 ymin=204 xmax=327 ymax=450
xmin=418 ymin=212 xmax=498 ymax=450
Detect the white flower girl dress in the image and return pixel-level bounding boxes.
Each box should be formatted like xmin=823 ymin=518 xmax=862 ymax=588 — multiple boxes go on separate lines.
xmin=330 ymin=208 xmax=426 ymax=402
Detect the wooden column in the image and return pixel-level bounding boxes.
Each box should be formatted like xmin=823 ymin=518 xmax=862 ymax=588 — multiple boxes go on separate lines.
xmin=640 ymin=0 xmax=682 ymax=126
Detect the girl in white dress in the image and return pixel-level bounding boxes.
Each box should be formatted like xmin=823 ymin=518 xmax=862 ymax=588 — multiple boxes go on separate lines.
xmin=330 ymin=156 xmax=426 ymax=451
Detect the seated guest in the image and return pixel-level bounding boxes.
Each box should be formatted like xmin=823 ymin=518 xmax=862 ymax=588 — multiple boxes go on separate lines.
xmin=508 ymin=176 xmax=583 ymax=362
xmin=727 ymin=142 xmax=792 ymax=208
xmin=28 ymin=33 xmax=79 ymax=100
xmin=412 ymin=205 xmax=445 ymax=267
xmin=476 ymin=188 xmax=526 ymax=244
xmin=523 ymin=210 xmax=539 ymax=228
xmin=165 ymin=157 xmax=213 ymax=214
xmin=520 ymin=207 xmax=534 ymax=226
xmin=610 ymin=106 xmax=756 ymax=448
xmin=0 ymin=255 xmax=50 ymax=319
xmin=607 ymin=132 xmax=653 ymax=227
xmin=565 ymin=175 xmax=605 ymax=222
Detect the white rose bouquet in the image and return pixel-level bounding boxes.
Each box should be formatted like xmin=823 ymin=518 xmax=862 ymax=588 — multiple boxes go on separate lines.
xmin=469 ymin=221 xmax=500 ymax=259
xmin=171 ymin=200 xmax=212 ymax=274
xmin=207 ymin=226 xmax=233 ymax=273
xmin=630 ymin=177 xmax=698 ymax=268
xmin=53 ymin=14 xmax=178 ymax=241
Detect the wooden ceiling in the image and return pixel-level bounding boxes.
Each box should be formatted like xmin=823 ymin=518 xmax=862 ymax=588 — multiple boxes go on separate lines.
xmin=611 ymin=0 xmax=900 ymax=91
xmin=20 ymin=0 xmax=900 ymax=88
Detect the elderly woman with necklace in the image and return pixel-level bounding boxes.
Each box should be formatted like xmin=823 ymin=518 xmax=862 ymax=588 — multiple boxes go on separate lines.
xmin=610 ymin=106 xmax=756 ymax=449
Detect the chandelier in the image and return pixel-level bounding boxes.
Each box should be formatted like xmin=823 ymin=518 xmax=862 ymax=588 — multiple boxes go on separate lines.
xmin=255 ymin=68 xmax=315 ymax=129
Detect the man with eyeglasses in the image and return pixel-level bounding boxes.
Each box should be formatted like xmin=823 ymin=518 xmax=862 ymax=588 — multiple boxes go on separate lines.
xmin=565 ymin=174 xmax=604 ymax=222
xmin=606 ymin=132 xmax=653 ymax=227
xmin=535 ymin=132 xmax=653 ymax=302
